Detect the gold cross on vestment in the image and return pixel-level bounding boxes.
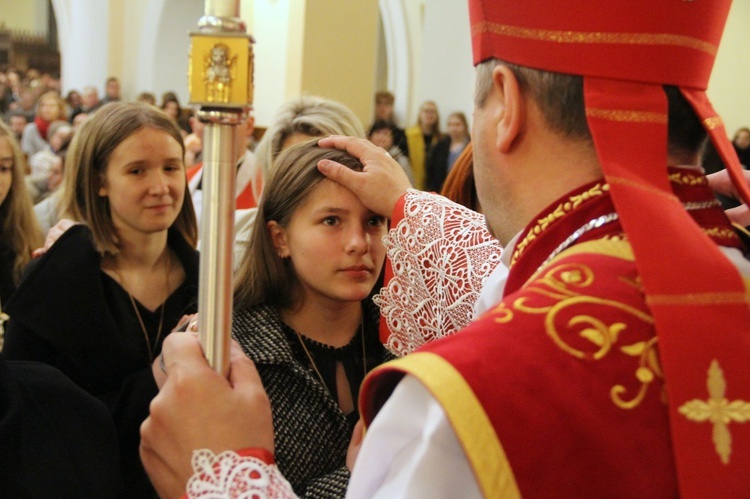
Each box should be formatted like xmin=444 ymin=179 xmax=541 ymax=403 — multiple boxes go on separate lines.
xmin=678 ymin=359 xmax=750 ymax=464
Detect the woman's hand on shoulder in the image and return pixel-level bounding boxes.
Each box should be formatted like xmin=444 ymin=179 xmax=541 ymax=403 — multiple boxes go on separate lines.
xmin=32 ymin=218 xmax=79 ymax=258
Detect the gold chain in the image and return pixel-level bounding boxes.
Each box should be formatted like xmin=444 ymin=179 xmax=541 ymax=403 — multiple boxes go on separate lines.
xmin=111 ymin=251 xmax=170 ymax=362
xmin=294 ymin=321 xmax=366 ymax=392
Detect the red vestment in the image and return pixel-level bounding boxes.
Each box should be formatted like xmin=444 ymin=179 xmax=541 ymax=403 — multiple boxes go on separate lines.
xmin=362 ymin=170 xmax=750 ymax=497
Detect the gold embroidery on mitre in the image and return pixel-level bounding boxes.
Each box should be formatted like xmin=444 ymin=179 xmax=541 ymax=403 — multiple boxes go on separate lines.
xmin=471 ymin=22 xmax=717 ymax=56
xmin=511 ymin=183 xmax=609 ymax=267
xmin=678 ymin=359 xmax=750 ymax=465
xmin=586 ymin=108 xmax=668 ymax=124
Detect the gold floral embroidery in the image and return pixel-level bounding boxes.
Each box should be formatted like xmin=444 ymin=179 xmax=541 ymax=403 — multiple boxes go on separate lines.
xmin=502 ymin=259 xmax=661 ymax=410
xmin=678 ymin=360 xmax=750 ymax=465
xmin=491 ymin=302 xmax=514 ymax=324
xmin=511 ymin=183 xmax=609 ymax=266
xmin=611 ymin=337 xmax=662 ymax=409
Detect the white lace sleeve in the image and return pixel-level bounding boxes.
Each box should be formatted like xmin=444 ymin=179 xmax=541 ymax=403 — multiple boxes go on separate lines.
xmin=375 ymin=190 xmax=503 ymax=356
xmin=186 ymin=449 xmax=297 ymax=499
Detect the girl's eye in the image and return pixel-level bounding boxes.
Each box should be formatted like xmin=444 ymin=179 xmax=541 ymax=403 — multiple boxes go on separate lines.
xmin=0 ymin=165 xmax=12 ymax=173
xmin=322 ymin=216 xmax=339 ymax=226
xmin=367 ymin=216 xmax=386 ymax=227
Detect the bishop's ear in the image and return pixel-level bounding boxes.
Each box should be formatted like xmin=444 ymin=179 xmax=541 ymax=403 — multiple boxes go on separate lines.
xmin=493 ymin=64 xmax=525 ymax=154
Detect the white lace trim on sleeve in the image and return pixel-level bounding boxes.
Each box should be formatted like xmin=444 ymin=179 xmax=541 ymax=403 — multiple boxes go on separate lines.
xmin=375 ymin=190 xmax=503 ymax=356
xmin=186 ymin=449 xmax=297 ymax=499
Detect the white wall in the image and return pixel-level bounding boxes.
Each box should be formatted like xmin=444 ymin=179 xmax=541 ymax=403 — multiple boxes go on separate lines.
xmin=127 ymin=0 xmax=211 ymax=105
xmin=149 ymin=0 xmax=204 ymax=105
xmin=382 ymin=0 xmax=473 ymax=130
xmin=52 ymin=0 xmax=110 ymax=95
xmin=709 ymin=0 xmax=750 ymax=137
xmin=378 ymin=0 xmax=413 ymax=126
xmin=54 ymin=0 xmax=203 ymax=103
xmin=241 ymin=0 xmax=294 ymax=127
xmin=418 ymin=0 xmax=473 ymax=130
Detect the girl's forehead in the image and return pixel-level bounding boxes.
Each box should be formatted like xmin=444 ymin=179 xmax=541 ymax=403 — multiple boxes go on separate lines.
xmin=296 ymin=178 xmax=361 ymax=209
xmin=304 ymin=178 xmax=341 ymax=199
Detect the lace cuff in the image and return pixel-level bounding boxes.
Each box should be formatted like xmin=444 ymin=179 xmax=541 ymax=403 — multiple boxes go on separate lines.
xmin=376 ymin=189 xmax=503 ymax=356
xmin=186 ymin=448 xmax=297 ymax=498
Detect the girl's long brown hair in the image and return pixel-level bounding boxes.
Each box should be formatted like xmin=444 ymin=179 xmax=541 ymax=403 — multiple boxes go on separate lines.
xmin=0 ymin=121 xmax=43 ymax=285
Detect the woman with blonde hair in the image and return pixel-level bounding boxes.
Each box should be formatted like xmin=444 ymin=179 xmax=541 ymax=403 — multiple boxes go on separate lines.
xmin=0 ymin=121 xmax=43 ymax=305
xmin=405 ymin=100 xmax=442 ymax=190
xmin=426 ymin=111 xmax=470 ymax=192
xmin=4 ymin=102 xmax=199 ymax=497
xmin=21 ymin=91 xmax=67 ymax=156
xmin=254 ymin=96 xmax=365 ymax=180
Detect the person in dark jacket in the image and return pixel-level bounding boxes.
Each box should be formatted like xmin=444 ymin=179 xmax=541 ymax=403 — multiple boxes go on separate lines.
xmin=426 ymin=111 xmax=470 ymax=192
xmin=4 ymin=102 xmax=199 ymax=497
xmin=0 ymin=353 xmax=123 ymax=497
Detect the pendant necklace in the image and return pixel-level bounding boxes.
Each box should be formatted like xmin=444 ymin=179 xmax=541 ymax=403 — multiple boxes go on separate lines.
xmin=294 ymin=320 xmax=367 ymax=392
xmin=111 ymin=251 xmax=170 ymax=362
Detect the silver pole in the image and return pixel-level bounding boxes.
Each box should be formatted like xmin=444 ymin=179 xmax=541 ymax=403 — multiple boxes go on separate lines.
xmin=197 ymin=119 xmax=238 ymax=376
xmin=205 ymin=0 xmax=236 ymax=18
xmin=190 ymin=0 xmax=251 ymax=375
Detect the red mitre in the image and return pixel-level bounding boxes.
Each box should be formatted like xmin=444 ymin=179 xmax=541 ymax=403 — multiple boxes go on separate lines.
xmin=468 ymin=1 xmax=750 ymax=497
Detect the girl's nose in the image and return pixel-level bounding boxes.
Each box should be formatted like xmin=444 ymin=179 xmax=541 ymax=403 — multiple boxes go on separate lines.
xmin=149 ymin=171 xmax=169 ymax=195
xmin=345 ymin=225 xmax=369 ymax=255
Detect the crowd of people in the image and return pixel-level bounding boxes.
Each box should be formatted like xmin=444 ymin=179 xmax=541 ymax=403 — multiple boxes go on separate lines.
xmin=2 ymin=0 xmax=750 ymax=497
xmin=0 ymin=68 xmax=470 ymax=497
xmin=365 ymin=93 xmax=471 ymax=193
